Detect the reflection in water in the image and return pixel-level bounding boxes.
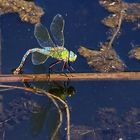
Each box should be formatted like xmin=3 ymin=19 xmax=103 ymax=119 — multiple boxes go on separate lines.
xmin=31 ymin=105 xmax=48 ymax=136
xmin=26 ymin=79 xmax=76 ymax=101
xmin=48 ymin=81 xmax=76 ymax=101
xmin=30 ymin=101 xmax=62 ymax=139
xmin=28 ymin=80 xmax=75 ymax=139
xmin=30 ymin=65 xmax=76 ymax=100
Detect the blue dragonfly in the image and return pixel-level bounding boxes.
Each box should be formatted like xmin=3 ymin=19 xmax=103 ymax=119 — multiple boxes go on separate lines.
xmin=14 ymin=14 xmax=77 ymax=74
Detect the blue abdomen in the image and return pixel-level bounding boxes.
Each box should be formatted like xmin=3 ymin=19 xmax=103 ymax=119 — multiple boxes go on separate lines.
xmin=39 ymin=47 xmax=51 ymax=55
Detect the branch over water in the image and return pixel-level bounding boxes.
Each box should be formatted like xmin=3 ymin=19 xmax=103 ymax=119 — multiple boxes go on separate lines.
xmin=0 ymin=72 xmax=140 ymax=82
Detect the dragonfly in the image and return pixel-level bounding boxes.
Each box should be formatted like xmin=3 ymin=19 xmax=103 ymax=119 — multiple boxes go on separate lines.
xmin=14 ymin=14 xmax=77 ymax=74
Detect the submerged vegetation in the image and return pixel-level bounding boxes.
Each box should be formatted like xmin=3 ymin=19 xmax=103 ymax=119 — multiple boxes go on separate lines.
xmin=0 ymin=0 xmax=44 ymax=24
xmin=100 ymin=0 xmax=140 ymax=27
xmin=71 ymin=107 xmax=140 ymax=139
xmin=79 ymin=0 xmax=140 ymax=72
xmin=129 ymin=46 xmax=140 ymax=60
xmin=78 ymin=43 xmax=125 ymax=72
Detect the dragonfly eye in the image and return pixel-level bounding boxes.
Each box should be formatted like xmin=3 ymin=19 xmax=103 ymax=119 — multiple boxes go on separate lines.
xmin=69 ymin=51 xmax=77 ymax=62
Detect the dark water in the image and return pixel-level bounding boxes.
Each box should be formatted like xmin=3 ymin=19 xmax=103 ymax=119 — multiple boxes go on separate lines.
xmin=1 ymin=0 xmax=140 ymax=140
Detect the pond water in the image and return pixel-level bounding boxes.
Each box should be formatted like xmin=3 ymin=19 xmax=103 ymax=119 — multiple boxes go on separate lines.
xmin=1 ymin=0 xmax=140 ymax=140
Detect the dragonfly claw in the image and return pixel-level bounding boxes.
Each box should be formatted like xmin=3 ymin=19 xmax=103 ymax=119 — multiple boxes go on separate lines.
xmin=13 ymin=68 xmax=21 ymax=75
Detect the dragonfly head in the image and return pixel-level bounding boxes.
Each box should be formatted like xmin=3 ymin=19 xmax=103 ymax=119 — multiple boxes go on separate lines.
xmin=69 ymin=51 xmax=77 ymax=62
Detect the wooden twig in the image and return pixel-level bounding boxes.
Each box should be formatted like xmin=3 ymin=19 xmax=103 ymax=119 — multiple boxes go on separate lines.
xmin=1 ymin=72 xmax=140 ymax=82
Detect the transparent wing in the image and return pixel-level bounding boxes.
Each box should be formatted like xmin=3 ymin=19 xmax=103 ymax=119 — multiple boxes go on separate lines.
xmin=34 ymin=23 xmax=56 ymax=48
xmin=32 ymin=52 xmax=49 ymax=65
xmin=50 ymin=14 xmax=64 ymax=47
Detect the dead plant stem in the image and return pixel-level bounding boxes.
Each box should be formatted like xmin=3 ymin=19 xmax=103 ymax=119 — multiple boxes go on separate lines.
xmin=108 ymin=10 xmax=124 ymax=48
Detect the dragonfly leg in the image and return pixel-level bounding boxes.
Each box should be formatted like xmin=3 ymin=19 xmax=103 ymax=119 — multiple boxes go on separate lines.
xmin=62 ymin=61 xmax=67 ymax=72
xmin=60 ymin=61 xmax=72 ymax=79
xmin=47 ymin=60 xmax=61 ymax=82
xmin=62 ymin=62 xmax=75 ymax=78
xmin=48 ymin=60 xmax=62 ymax=81
xmin=64 ymin=80 xmax=70 ymax=88
xmin=13 ymin=48 xmax=42 ymax=74
xmin=64 ymin=62 xmax=75 ymax=73
xmin=68 ymin=62 xmax=75 ymax=72
xmin=49 ymin=60 xmax=62 ymax=72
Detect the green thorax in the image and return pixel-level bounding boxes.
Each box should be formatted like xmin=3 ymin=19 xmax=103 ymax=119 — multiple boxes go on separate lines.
xmin=49 ymin=47 xmax=69 ymax=61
